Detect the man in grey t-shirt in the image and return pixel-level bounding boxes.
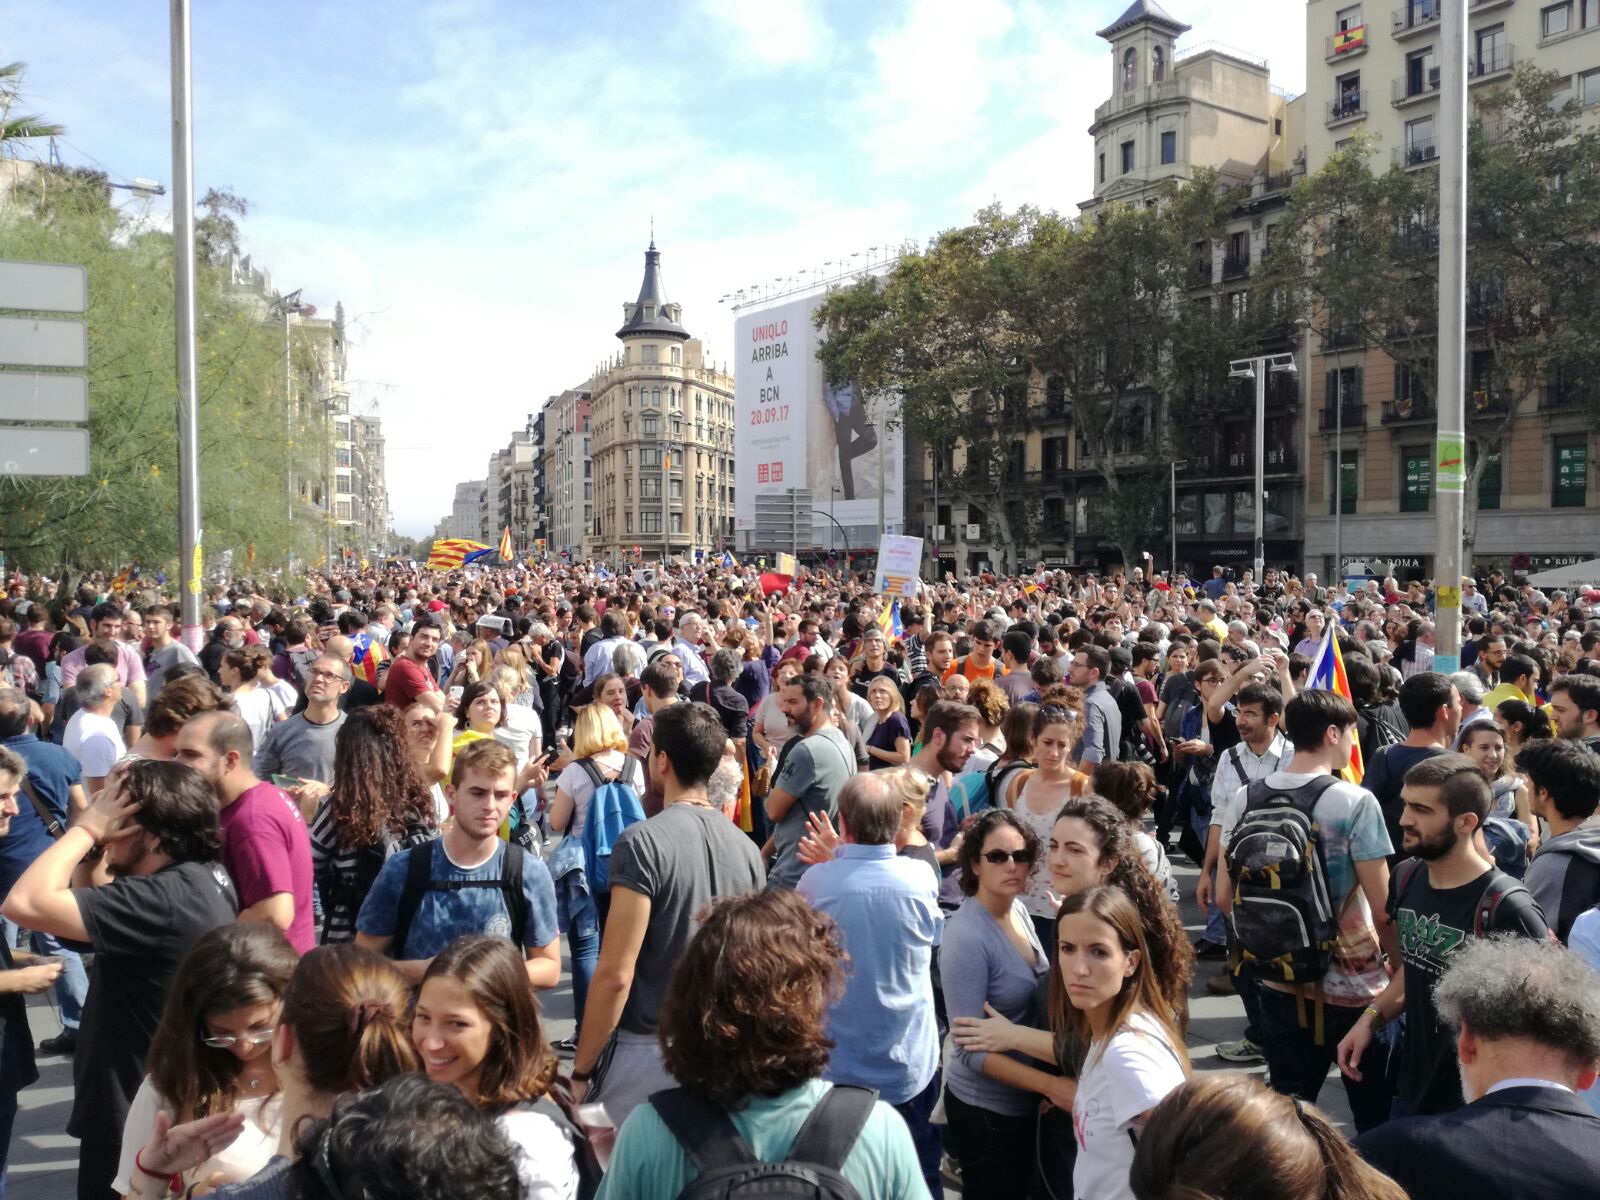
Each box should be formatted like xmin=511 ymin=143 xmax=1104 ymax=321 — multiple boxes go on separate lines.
xmin=766 ymin=674 xmax=856 ymax=889
xmin=571 ymin=702 xmax=763 ymax=1130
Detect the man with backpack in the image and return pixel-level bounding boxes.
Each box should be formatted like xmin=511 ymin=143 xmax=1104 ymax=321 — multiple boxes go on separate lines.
xmin=765 ymin=675 xmax=857 ymax=890
xmin=570 ymin=702 xmax=763 ymax=1130
xmin=355 ymin=739 xmax=561 ymax=987
xmin=1517 ymin=739 xmax=1600 ymax=944
xmin=1361 ymin=672 xmax=1461 ymax=862
xmin=1217 ymin=689 xmax=1397 ymax=1133
xmin=1337 ymin=753 xmax=1552 ymax=1118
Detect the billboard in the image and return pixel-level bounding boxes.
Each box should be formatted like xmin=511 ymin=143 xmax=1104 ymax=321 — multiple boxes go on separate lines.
xmin=733 ymin=289 xmax=903 ymax=548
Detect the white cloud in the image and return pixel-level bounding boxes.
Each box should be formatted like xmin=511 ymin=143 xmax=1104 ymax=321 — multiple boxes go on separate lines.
xmin=693 ymin=0 xmax=830 ymax=68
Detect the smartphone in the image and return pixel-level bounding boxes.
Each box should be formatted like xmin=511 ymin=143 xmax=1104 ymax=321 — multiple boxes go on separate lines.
xmin=448 ymin=685 xmax=464 ymax=703
xmin=271 ymin=773 xmax=306 ymax=790
xmin=540 ymin=746 xmax=561 ymax=765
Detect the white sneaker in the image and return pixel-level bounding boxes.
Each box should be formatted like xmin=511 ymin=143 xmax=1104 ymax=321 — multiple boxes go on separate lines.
xmin=1215 ymin=1038 xmax=1265 ymax=1063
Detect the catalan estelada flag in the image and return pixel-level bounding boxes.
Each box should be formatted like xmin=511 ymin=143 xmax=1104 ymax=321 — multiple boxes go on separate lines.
xmin=876 ymin=598 xmax=903 ymax=643
xmin=1307 ymin=629 xmax=1365 ymax=783
xmin=499 ymin=527 xmax=513 ymax=561
xmin=426 ymin=539 xmax=489 ymax=570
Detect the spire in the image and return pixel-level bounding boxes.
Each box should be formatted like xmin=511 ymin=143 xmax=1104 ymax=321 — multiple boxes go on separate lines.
xmin=617 ymin=238 xmax=690 ymax=341
xmin=1096 ymin=0 xmax=1191 ymax=40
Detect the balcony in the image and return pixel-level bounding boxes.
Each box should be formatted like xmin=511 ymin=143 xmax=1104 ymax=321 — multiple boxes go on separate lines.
xmin=1542 ymin=383 xmax=1588 ymax=411
xmin=1470 ymin=44 xmax=1515 ymax=83
xmin=1323 ymin=324 xmax=1361 ymax=350
xmin=1469 ymin=388 xmax=1511 ymax=417
xmin=1392 ymin=68 xmax=1441 ymax=106
xmin=1327 ymin=95 xmax=1368 ymax=126
xmin=1394 ymin=137 xmax=1440 ymax=168
xmin=1396 ymin=222 xmax=1440 ymax=254
xmin=1470 ymin=0 xmax=1514 ymax=10
xmin=1382 ymin=397 xmax=1435 ymax=423
xmin=1320 ymin=402 xmax=1367 ymax=431
xmin=1189 ymin=258 xmax=1214 ymax=287
xmin=1392 ymin=4 xmax=1442 ymax=38
xmin=1222 ymin=251 xmax=1251 ymax=279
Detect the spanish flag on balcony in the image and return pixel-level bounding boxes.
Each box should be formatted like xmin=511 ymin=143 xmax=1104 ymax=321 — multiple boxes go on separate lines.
xmin=1333 ymin=23 xmax=1365 ymax=54
xmin=499 ymin=526 xmax=514 ymax=561
xmin=426 ymin=539 xmax=489 ymax=570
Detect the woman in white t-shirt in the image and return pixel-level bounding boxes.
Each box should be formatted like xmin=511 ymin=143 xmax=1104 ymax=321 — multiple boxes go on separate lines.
xmin=414 ymin=937 xmax=579 ymax=1200
xmin=221 ymin=646 xmax=285 ymax=750
xmin=1056 ymin=885 xmax=1188 ymax=1200
xmin=114 ymin=923 xmax=297 ymax=1197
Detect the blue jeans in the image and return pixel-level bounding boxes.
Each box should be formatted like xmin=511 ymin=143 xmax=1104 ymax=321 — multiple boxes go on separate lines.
xmin=890 ymin=1072 xmax=943 ymax=1199
xmin=567 ymin=886 xmax=600 ymax=1036
xmin=2 ymin=915 xmax=85 ymax=1033
xmin=1191 ymin=809 xmax=1226 ymax=943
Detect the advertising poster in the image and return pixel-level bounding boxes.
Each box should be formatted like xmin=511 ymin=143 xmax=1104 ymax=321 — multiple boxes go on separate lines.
xmin=734 ymin=289 xmax=903 ymax=547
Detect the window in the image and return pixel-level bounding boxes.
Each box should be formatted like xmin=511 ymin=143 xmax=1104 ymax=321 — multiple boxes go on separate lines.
xmin=1275 ymin=117 xmax=1283 ymax=135
xmin=642 ymin=477 xmax=660 ymax=499
xmin=641 ymin=512 xmax=662 ymax=534
xmin=1098 ymin=152 xmax=1106 ymax=183
xmin=1335 ymin=71 xmax=1361 ymax=116
xmin=336 ymin=447 xmax=351 ymax=468
xmin=670 ymin=346 xmax=681 ymax=365
xmin=1476 ymin=24 xmax=1507 ymax=73
xmin=1160 ymin=130 xmax=1176 ymax=164
xmin=651 ymin=387 xmax=661 ymax=407
xmin=624 ymin=449 xmax=632 ymax=467
xmin=641 ymin=414 xmax=658 ymax=436
xmin=1405 ymin=47 xmax=1437 ymax=97
xmin=1581 ymin=68 xmax=1600 ymax=106
xmin=642 ymin=344 xmax=659 ymax=364
xmin=1543 ymin=2 xmax=1572 ymax=38
xmin=624 ymin=477 xmax=632 ymax=499
xmin=1120 ymin=140 xmax=1135 ymax=173
xmin=1553 ymin=436 xmax=1589 ymax=507
xmin=1400 ymin=446 xmax=1432 ymax=512
xmin=1550 ymin=76 xmax=1573 ymax=110
xmin=336 ymin=501 xmax=352 ymax=521
xmin=670 ymin=478 xmax=683 ymax=500
xmin=1587 ymin=0 xmax=1600 ymax=26
xmin=641 ymin=446 xmax=661 ymax=468
xmin=1152 ymin=45 xmax=1166 ymax=81
xmin=1405 ymin=115 xmax=1436 ymax=163
xmin=1122 ymin=47 xmax=1137 ymax=91
xmin=671 ymin=513 xmax=684 ymax=534
xmin=1336 ymin=5 xmax=1362 ymax=32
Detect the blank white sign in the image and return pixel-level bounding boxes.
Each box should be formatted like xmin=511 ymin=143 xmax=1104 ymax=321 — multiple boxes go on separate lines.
xmin=0 ymin=426 xmax=90 ymax=476
xmin=0 ymin=372 xmax=89 ymax=422
xmin=0 ymin=260 xmax=87 ymax=313
xmin=0 ymin=317 xmax=88 ymax=368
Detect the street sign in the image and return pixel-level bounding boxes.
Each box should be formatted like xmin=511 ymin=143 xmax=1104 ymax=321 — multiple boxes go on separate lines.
xmin=0 ymin=261 xmax=87 ymax=313
xmin=0 ymin=316 xmax=88 ymax=368
xmin=0 ymin=372 xmax=89 ymax=422
xmin=0 ymin=427 xmax=89 ymax=476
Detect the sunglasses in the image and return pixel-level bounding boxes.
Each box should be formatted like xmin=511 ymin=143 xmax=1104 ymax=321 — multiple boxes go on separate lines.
xmin=981 ymin=849 xmax=1037 ymax=866
xmin=201 ymin=1027 xmax=276 ymax=1050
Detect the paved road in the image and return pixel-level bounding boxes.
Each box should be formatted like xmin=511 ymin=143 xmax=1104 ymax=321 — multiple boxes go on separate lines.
xmin=4 ymin=842 xmax=1352 ymax=1195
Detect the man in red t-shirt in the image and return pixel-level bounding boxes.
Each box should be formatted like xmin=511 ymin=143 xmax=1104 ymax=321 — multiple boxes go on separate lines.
xmin=383 ymin=619 xmax=441 ymax=708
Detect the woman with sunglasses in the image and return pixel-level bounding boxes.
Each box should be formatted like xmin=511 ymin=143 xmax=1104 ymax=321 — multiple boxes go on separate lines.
xmin=940 ymin=809 xmax=1065 ymax=1199
xmin=114 ymin=924 xmax=298 ymax=1197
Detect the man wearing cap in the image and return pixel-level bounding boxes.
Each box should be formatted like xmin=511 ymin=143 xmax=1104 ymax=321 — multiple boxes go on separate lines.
xmin=1462 ymin=578 xmax=1487 ymax=615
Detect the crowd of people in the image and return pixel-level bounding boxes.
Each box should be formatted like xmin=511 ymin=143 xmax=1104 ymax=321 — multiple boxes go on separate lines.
xmin=0 ymin=555 xmax=1596 ymax=1200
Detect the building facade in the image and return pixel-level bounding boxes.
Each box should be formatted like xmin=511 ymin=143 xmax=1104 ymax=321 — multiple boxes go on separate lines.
xmin=589 ymin=241 xmax=736 ymax=563
xmin=1300 ymin=0 xmax=1600 ymax=580
xmin=545 ymin=386 xmax=592 ymax=560
xmin=449 ymin=480 xmax=484 ymax=541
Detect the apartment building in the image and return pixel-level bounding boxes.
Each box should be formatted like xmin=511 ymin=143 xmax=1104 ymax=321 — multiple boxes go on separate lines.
xmin=1301 ymin=0 xmax=1600 ymax=580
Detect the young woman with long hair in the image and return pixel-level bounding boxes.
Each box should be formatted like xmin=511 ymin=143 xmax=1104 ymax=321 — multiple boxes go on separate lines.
xmin=128 ymin=945 xmax=422 ymax=1200
xmin=1092 ymin=761 xmax=1178 ymax=903
xmin=598 ymin=890 xmax=925 ymax=1199
xmin=413 ymin=936 xmax=578 ymax=1200
xmin=1460 ymin=719 xmax=1537 ymax=852
xmin=221 ymin=646 xmax=285 ymax=751
xmin=825 ymin=655 xmax=874 ymax=741
xmin=1012 ymin=703 xmax=1092 ymax=946
xmin=1129 ymin=1074 xmax=1407 ymax=1200
xmin=1054 ymin=885 xmax=1189 ymax=1200
xmin=308 ymin=705 xmax=439 ymax=945
xmin=114 ymin=924 xmax=298 ymax=1196
xmin=453 ymin=680 xmax=506 ymax=755
xmin=862 ymin=677 xmax=911 ymax=769
xmin=1496 ymin=696 xmax=1553 ymax=760
xmin=751 ymin=657 xmax=801 ymax=764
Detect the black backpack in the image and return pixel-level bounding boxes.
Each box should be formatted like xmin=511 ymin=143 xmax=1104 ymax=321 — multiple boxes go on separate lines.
xmin=1226 ymin=775 xmax=1340 ymax=983
xmin=391 ymin=841 xmax=529 ymax=957
xmin=650 ymin=1084 xmax=876 ymax=1200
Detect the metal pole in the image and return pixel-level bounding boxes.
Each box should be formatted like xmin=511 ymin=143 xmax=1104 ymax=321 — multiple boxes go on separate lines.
xmin=1170 ymin=460 xmax=1177 ymax=581
xmin=932 ymin=440 xmax=940 ymax=577
xmin=1254 ymin=356 xmax=1266 ymax=587
xmin=1434 ymin=0 xmax=1468 ymax=672
xmin=170 ymin=0 xmax=204 ymax=650
xmin=876 ymin=396 xmax=886 ymax=537
xmin=1334 ymin=357 xmax=1343 ymax=585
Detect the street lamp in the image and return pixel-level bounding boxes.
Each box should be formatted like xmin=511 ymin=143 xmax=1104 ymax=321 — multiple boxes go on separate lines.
xmin=1169 ymin=459 xmax=1189 ymax=581
xmin=1229 ymin=352 xmax=1298 ymax=589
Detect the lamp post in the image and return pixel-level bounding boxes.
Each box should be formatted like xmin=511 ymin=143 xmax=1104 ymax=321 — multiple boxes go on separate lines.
xmin=1169 ymin=459 xmax=1189 ymax=581
xmin=1229 ymin=352 xmax=1298 ymax=591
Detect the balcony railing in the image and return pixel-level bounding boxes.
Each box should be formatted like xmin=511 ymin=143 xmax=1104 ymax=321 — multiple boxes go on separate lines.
xmin=1392 ymin=68 xmax=1441 ymax=105
xmin=1395 ymin=137 xmax=1439 ymax=167
xmin=1189 ymin=259 xmax=1213 ymax=287
xmin=1328 ymin=95 xmax=1367 ymax=124
xmin=1397 ymin=223 xmax=1440 ymax=254
xmin=1392 ymin=4 xmax=1442 ymax=37
xmin=1382 ymin=397 xmax=1435 ymax=422
xmin=1542 ymin=383 xmax=1588 ymax=411
xmin=1323 ymin=325 xmax=1361 ymax=349
xmin=1326 ymin=32 xmax=1368 ymax=60
xmin=1469 ymin=388 xmax=1510 ymax=416
xmin=1222 ymin=251 xmax=1251 ymax=279
xmin=1470 ymin=44 xmax=1515 ymax=81
xmin=1320 ymin=403 xmax=1367 ymax=431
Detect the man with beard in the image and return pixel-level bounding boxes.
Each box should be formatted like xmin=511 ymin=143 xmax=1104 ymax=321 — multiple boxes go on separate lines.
xmin=1337 ymin=753 xmax=1550 ymax=1118
xmin=0 ymin=759 xmax=236 ymax=1200
xmin=907 ymin=701 xmax=983 ymax=907
xmin=764 ymin=675 xmax=857 ymax=889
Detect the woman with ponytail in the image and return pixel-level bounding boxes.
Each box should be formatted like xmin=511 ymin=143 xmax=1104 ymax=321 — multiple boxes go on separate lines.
xmin=128 ymin=945 xmax=420 ymax=1199
xmin=1130 ymin=1074 xmax=1407 ymax=1200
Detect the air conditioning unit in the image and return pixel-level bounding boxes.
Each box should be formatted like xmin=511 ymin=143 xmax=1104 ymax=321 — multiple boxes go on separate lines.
xmin=1428 ymin=66 xmax=1441 ymax=87
xmin=965 ymin=523 xmax=982 ymax=540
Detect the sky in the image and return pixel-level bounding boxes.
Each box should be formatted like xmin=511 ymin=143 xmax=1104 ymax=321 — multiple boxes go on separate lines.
xmin=6 ymin=0 xmax=1308 ymax=537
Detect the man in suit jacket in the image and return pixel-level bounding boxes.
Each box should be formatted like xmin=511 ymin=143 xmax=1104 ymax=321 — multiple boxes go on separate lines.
xmin=1355 ymin=936 xmax=1600 ymax=1200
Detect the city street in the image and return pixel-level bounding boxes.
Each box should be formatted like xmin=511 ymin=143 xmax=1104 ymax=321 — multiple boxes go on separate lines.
xmin=4 ymin=844 xmax=1350 ymax=1197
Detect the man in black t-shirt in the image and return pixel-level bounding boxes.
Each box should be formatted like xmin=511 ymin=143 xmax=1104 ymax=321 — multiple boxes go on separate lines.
xmin=1337 ymin=753 xmax=1550 ymax=1117
xmin=0 ymin=758 xmax=237 ymax=1200
xmin=1361 ymin=673 xmax=1460 ymax=861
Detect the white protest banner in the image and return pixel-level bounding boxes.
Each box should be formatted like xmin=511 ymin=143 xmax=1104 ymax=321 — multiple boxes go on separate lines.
xmin=874 ymin=534 xmax=923 ymax=598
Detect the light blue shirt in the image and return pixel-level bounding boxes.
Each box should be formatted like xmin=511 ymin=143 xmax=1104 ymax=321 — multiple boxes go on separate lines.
xmin=797 ymin=844 xmax=942 ymax=1105
xmin=583 ymin=635 xmax=626 ymax=686
xmin=1569 ymin=907 xmax=1600 ymax=1116
xmin=671 ymin=639 xmax=709 ymax=686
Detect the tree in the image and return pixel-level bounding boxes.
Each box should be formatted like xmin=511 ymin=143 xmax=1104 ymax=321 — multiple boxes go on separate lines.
xmin=0 ymin=166 xmax=330 ymax=573
xmin=1274 ymin=67 xmax=1600 ymax=556
xmin=0 ymin=61 xmax=64 ymax=153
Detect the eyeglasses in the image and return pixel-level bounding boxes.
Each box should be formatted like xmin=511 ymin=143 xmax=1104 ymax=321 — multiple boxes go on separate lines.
xmin=307 ymin=669 xmax=347 ymax=684
xmin=981 ymin=849 xmax=1037 ymax=866
xmin=201 ymin=1027 xmax=276 ymax=1050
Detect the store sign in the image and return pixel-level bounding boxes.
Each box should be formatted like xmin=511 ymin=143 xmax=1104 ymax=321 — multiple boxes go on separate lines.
xmin=1403 ymin=451 xmax=1432 ymax=508
xmin=1555 ymin=443 xmax=1589 ymax=505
